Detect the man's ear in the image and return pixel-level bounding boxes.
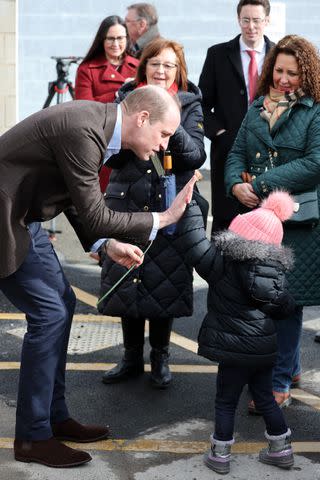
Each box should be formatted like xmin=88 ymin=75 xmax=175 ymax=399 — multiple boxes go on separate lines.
xmin=138 ymin=18 xmax=148 ymax=35
xmin=137 ymin=110 xmax=150 ymax=127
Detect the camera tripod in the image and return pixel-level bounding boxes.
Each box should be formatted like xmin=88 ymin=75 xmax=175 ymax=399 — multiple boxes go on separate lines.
xmin=43 ymin=56 xmax=82 ymax=239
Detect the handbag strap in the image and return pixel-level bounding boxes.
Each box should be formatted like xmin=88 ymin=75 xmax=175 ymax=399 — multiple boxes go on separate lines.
xmin=150 ymin=153 xmax=165 ymax=177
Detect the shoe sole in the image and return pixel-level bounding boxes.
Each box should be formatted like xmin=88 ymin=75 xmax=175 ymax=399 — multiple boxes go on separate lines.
xmin=204 ymin=454 xmax=230 ymax=474
xmin=150 ymin=380 xmax=171 ymax=389
xmin=249 ymin=397 xmax=292 ymax=415
xmin=102 ymin=371 xmax=144 ymax=384
xmin=53 ymin=432 xmax=110 ymax=443
xmin=259 ymin=455 xmax=294 ymax=469
xmin=15 ymin=454 xmax=92 ymax=468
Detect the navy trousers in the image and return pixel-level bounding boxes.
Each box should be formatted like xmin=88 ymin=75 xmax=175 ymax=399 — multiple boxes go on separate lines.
xmin=214 ymin=363 xmax=288 ymax=441
xmin=0 ymin=223 xmax=76 ymax=440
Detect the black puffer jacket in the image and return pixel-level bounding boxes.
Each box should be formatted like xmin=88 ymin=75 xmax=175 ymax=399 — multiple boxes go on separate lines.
xmin=177 ymin=203 xmax=295 ymax=367
xmin=98 ymin=81 xmax=206 ymax=319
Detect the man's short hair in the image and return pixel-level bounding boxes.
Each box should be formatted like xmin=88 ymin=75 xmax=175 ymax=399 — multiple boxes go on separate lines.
xmin=237 ymin=0 xmax=271 ymax=16
xmin=127 ymin=3 xmax=158 ymax=27
xmin=121 ymin=85 xmax=180 ymax=124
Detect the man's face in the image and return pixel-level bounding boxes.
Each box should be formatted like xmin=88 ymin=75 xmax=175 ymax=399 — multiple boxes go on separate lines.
xmin=131 ymin=109 xmax=180 ymax=161
xmin=125 ymin=8 xmax=145 ymax=44
xmin=238 ymin=4 xmax=269 ymax=48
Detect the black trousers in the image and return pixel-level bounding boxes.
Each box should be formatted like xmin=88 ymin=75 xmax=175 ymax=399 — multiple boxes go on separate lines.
xmin=214 ymin=363 xmax=288 ymax=441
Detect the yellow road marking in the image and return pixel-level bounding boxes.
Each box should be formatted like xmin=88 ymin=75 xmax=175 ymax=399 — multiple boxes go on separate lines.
xmin=71 ymin=286 xmax=99 ymax=308
xmin=0 ymin=437 xmax=318 ymax=454
xmin=0 ymin=362 xmax=217 ymax=373
xmin=170 ymin=331 xmax=198 ymax=353
xmin=0 ymin=313 xmax=120 ymax=323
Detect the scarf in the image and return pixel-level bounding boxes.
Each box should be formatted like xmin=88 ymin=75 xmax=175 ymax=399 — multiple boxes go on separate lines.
xmin=136 ymin=80 xmax=179 ymax=96
xmin=261 ymin=86 xmax=305 ymax=129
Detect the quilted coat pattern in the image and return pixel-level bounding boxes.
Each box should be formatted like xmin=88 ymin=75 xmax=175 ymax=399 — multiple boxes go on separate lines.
xmin=98 ymin=81 xmax=206 ymax=318
xmin=176 ymin=203 xmax=295 ymax=367
xmin=225 ymin=96 xmax=320 ymax=305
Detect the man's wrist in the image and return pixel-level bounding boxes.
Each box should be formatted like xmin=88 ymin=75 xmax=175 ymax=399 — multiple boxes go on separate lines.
xmin=104 ymin=238 xmax=112 ymax=254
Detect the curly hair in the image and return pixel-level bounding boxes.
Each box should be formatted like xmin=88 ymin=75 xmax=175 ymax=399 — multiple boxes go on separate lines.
xmin=257 ymin=35 xmax=320 ymax=102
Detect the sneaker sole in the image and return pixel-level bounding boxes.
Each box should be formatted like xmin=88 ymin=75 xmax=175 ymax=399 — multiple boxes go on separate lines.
xmin=259 ymin=454 xmax=294 ymax=469
xmin=204 ymin=454 xmax=230 ymax=474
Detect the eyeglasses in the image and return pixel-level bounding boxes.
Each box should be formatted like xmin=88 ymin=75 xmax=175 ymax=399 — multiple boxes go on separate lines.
xmin=239 ymin=17 xmax=266 ymax=26
xmin=125 ymin=18 xmax=140 ymax=23
xmin=105 ymin=36 xmax=127 ymax=45
xmin=147 ymin=61 xmax=178 ymax=71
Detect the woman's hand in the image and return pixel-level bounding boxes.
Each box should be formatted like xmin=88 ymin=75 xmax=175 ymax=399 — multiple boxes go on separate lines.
xmin=232 ymin=183 xmax=260 ymax=208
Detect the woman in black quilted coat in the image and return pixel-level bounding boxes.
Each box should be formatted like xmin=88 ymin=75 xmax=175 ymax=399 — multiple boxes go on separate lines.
xmin=176 ymin=192 xmax=296 ymax=474
xmin=99 ymin=38 xmax=206 ymax=388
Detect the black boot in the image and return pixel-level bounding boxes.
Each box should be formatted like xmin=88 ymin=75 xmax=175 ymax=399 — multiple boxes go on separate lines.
xmin=102 ymin=317 xmax=145 ymax=384
xmin=149 ymin=318 xmax=173 ymax=389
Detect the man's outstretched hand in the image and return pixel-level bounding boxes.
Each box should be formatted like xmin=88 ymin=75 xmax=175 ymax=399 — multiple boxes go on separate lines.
xmin=158 ymin=173 xmax=198 ymax=229
xmin=105 ymin=239 xmax=144 ymax=269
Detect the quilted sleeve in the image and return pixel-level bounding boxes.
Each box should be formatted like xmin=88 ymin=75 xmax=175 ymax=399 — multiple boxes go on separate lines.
xmin=243 ymin=262 xmax=296 ymax=318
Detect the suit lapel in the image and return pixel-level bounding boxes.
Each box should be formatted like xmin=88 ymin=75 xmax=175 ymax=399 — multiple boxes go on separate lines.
xmin=226 ymin=35 xmax=246 ymax=86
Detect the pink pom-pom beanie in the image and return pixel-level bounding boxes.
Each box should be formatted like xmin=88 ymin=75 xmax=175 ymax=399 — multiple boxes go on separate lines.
xmin=229 ymin=191 xmax=295 ymax=245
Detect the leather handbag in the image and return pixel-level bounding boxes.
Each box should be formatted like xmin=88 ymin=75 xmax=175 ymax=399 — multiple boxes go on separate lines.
xmin=266 ymin=149 xmax=320 ymax=226
xmin=286 ymin=189 xmax=319 ymax=226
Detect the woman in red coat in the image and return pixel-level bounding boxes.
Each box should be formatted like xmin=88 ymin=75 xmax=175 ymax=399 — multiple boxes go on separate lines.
xmin=75 ymin=15 xmax=139 ymax=193
xmin=75 ymin=15 xmax=138 ymax=103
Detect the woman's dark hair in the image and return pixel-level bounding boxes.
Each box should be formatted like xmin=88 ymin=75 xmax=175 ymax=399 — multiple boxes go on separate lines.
xmin=135 ymin=37 xmax=188 ymax=91
xmin=81 ymin=15 xmax=131 ymax=63
xmin=257 ymin=35 xmax=320 ymax=102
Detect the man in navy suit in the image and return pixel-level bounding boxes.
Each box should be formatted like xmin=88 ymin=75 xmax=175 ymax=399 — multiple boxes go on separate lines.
xmin=199 ymin=0 xmax=273 ymax=233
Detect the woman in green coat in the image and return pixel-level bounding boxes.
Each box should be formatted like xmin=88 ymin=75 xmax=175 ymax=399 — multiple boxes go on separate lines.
xmin=225 ymin=35 xmax=320 ymax=410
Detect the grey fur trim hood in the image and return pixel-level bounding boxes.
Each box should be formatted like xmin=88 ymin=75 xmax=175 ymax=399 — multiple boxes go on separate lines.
xmin=213 ymin=230 xmax=294 ymax=270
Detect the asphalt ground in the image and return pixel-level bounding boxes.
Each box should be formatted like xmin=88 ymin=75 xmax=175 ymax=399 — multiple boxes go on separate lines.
xmin=0 ymin=172 xmax=320 ymax=479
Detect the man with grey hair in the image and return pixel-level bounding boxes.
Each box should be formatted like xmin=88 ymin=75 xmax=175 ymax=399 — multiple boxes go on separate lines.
xmin=125 ymin=2 xmax=160 ymax=57
xmin=0 ymin=85 xmax=195 ymax=468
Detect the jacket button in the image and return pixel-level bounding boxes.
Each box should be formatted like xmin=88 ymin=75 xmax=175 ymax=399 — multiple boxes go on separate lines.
xmin=256 ymin=152 xmax=261 ymax=158
xmin=133 ymin=278 xmax=138 ymax=283
xmin=240 ymin=89 xmax=245 ymax=95
xmin=147 ymin=169 xmax=152 ymax=174
xmin=111 ymin=73 xmax=115 ymax=78
xmin=120 ymin=192 xmax=124 ymax=196
xmin=143 ymin=206 xmax=149 ymax=211
xmin=158 ymin=194 xmax=162 ymax=198
xmin=273 ymin=151 xmax=278 ymax=157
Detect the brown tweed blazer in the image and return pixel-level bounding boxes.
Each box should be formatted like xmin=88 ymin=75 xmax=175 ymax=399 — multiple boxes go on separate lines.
xmin=0 ymin=100 xmax=153 ymax=278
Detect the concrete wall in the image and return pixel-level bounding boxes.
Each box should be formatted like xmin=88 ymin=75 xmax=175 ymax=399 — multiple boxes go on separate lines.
xmin=17 ymin=0 xmax=291 ymax=122
xmin=16 ymin=0 xmax=320 ymax=128
xmin=0 ymin=0 xmax=15 ymax=134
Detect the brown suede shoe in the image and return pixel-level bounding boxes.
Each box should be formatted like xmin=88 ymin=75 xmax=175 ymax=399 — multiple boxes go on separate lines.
xmin=14 ymin=437 xmax=91 ymax=468
xmin=52 ymin=418 xmax=110 ymax=443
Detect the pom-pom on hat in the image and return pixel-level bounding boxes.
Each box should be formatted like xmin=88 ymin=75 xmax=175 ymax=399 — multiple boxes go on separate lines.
xmin=229 ymin=191 xmax=295 ymax=245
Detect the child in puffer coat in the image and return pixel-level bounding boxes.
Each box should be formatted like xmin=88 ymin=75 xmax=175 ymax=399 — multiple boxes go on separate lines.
xmin=177 ymin=191 xmax=296 ymax=475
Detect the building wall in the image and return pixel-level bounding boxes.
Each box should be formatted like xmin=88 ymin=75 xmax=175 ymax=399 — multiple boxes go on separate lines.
xmin=0 ymin=0 xmax=15 ymax=134
xmin=17 ymin=0 xmax=320 ymax=165
xmin=18 ymin=0 xmax=292 ymax=121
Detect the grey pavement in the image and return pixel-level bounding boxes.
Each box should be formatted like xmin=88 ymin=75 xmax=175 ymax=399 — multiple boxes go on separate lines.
xmin=0 ymin=170 xmax=320 ymax=479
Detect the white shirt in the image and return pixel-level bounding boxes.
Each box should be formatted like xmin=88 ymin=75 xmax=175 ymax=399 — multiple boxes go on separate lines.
xmin=239 ymin=35 xmax=266 ymax=106
xmin=91 ymin=105 xmax=159 ymax=252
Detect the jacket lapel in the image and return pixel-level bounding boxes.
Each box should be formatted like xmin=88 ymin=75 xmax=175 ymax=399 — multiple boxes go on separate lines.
xmin=226 ymin=35 xmax=246 ymax=85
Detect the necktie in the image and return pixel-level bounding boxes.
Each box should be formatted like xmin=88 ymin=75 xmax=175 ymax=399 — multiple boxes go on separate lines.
xmin=246 ymin=50 xmax=258 ymax=104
